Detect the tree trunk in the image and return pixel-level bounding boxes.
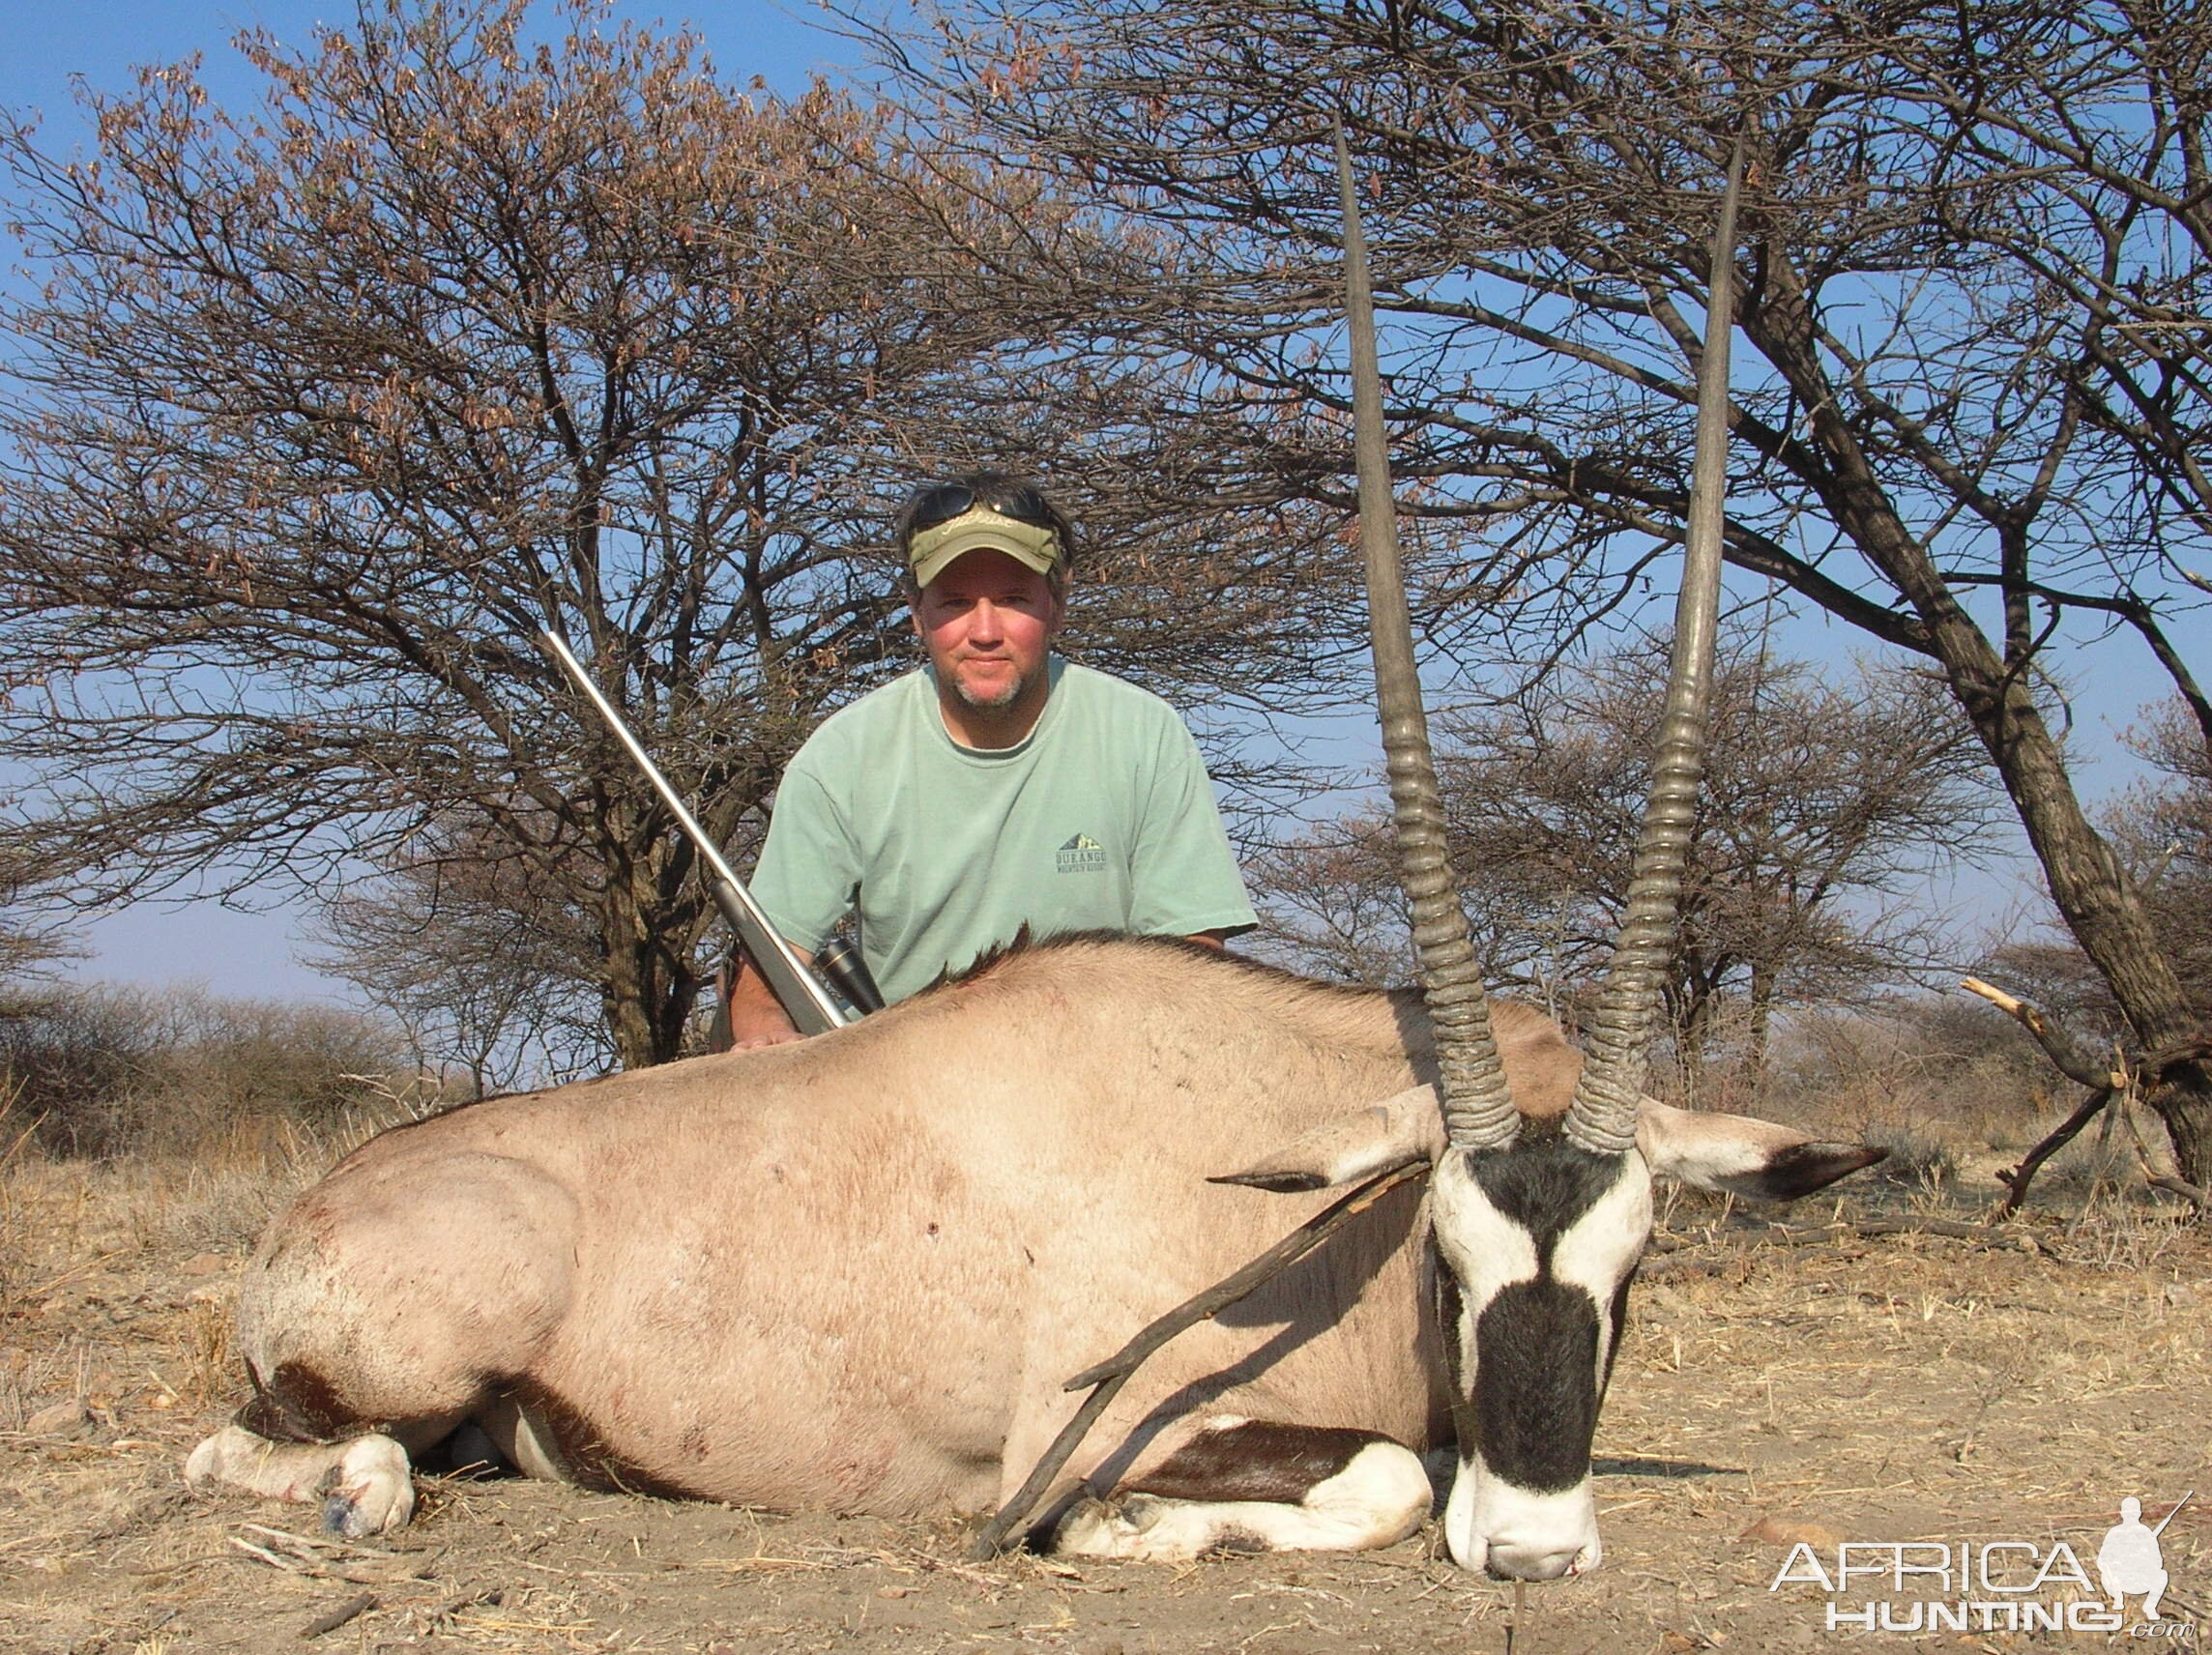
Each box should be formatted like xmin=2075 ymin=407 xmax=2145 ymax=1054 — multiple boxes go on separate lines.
xmin=1674 ymin=986 xmax=1710 ymax=1106
xmin=597 ymin=912 xmax=703 ymax=1068
xmin=1747 ymin=960 xmax=1773 ymax=1104
xmin=595 ymin=828 xmax=708 ymax=1070
xmin=2151 ymin=1065 xmax=2212 ymax=1187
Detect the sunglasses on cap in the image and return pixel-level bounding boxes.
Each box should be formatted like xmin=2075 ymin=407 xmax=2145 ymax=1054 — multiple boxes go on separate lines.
xmin=903 ymin=482 xmax=1065 ymax=589
xmin=906 ymin=481 xmax=1060 ymax=537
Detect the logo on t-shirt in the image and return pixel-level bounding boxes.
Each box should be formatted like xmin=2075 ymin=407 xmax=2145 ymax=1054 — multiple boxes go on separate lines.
xmin=1056 ymin=832 xmax=1108 ymax=875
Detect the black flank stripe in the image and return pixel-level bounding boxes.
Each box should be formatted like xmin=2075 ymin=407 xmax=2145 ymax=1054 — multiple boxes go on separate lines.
xmin=1122 ymin=1420 xmax=1395 ymax=1505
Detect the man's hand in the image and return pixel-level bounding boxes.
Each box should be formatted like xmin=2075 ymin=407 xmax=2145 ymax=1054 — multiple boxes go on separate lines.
xmin=721 ymin=947 xmax=811 ymax=1051
xmin=735 ymin=1026 xmax=805 ymax=1052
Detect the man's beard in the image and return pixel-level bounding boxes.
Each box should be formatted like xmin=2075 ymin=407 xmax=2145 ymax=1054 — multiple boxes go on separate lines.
xmin=951 ymin=661 xmax=1027 ymax=711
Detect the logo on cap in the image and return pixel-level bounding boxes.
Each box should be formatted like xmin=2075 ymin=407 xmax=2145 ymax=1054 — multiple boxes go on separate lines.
xmin=908 ymin=507 xmax=1062 ymax=590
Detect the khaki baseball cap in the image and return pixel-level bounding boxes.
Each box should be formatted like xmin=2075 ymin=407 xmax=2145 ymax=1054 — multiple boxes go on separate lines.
xmin=907 ymin=506 xmax=1062 ymax=590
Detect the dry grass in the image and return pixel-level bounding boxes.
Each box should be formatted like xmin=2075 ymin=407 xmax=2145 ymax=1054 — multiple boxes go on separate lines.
xmin=0 ymin=1066 xmax=2205 ymax=1651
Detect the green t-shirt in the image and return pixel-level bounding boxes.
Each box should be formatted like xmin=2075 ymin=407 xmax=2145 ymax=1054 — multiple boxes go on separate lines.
xmin=750 ymin=658 xmax=1258 ymax=1004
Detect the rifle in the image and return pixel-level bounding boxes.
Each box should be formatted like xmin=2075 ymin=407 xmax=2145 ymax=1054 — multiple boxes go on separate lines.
xmin=542 ymin=628 xmax=859 ymax=1036
xmin=2151 ymin=1491 xmax=2194 ymax=1539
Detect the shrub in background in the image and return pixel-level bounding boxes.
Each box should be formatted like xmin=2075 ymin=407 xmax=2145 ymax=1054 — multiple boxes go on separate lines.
xmin=0 ymin=982 xmax=422 ymax=1159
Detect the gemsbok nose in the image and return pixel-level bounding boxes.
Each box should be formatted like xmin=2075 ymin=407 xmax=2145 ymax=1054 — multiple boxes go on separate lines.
xmin=1485 ymin=1540 xmax=1586 ymax=1582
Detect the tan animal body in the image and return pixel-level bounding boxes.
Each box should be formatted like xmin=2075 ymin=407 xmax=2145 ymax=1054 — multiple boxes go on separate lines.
xmin=189 ymin=937 xmax=1879 ymax=1565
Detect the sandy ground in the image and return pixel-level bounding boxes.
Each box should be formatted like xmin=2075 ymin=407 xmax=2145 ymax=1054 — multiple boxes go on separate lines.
xmin=2 ymin=1157 xmax=2207 ymax=1654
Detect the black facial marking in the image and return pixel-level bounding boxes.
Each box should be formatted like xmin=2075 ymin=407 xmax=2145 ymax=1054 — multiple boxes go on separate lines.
xmin=1433 ymin=1262 xmax=1469 ymax=1401
xmin=1123 ymin=1419 xmax=1395 ymax=1505
xmin=235 ymin=1360 xmax=363 ymax=1443
xmin=1470 ymin=1278 xmax=1602 ymax=1493
xmin=1468 ymin=1142 xmax=1636 ymax=1270
xmin=1433 ymin=1141 xmax=1646 ymax=1495
xmin=1713 ymin=1142 xmax=1889 ymax=1203
xmin=1601 ymin=1266 xmax=1636 ymax=1401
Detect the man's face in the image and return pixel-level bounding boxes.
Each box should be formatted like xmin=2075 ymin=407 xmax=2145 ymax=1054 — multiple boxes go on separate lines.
xmin=913 ymin=547 xmax=1062 ymax=711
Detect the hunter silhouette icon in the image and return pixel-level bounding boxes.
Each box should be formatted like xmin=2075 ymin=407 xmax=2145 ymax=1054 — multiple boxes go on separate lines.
xmin=2098 ymin=1492 xmax=2190 ymax=1621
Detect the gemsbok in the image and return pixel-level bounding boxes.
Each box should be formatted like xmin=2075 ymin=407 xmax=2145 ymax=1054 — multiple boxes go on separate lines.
xmin=188 ymin=136 xmax=1878 ymax=1580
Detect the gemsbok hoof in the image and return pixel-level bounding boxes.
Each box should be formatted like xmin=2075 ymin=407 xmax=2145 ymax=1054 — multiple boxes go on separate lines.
xmin=318 ymin=1436 xmax=415 ymax=1536
xmin=186 ymin=1425 xmax=415 ymax=1536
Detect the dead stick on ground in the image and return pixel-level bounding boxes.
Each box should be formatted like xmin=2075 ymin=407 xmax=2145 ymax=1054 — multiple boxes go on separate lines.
xmin=971 ymin=1160 xmax=1429 ymax=1558
xmin=1644 ymin=1216 xmax=2058 ymax=1278
xmin=420 ymin=1587 xmax=503 ymax=1629
xmin=299 ymin=1592 xmax=377 ymax=1640
xmin=241 ymin=1522 xmax=400 ymax=1558
xmin=1847 ymin=1217 xmax=2059 ymax=1257
xmin=230 ymin=1537 xmax=307 ymax=1573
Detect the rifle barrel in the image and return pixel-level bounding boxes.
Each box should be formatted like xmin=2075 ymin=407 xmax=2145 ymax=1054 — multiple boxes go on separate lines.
xmin=2150 ymin=1490 xmax=2193 ymax=1538
xmin=542 ymin=628 xmax=848 ymax=1037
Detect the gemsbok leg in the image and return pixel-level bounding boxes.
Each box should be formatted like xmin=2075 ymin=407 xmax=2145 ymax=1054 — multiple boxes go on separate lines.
xmin=187 ymin=1147 xmax=580 ymax=1534
xmin=1053 ymin=1417 xmax=1433 ymax=1560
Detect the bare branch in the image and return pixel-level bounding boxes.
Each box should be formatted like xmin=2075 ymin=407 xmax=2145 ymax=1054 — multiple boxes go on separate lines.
xmin=1959 ymin=976 xmax=2121 ymax=1090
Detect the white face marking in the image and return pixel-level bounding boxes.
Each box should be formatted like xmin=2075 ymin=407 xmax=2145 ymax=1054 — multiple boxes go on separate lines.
xmin=1426 ymin=1147 xmax=1654 ymax=1578
xmin=1429 ymin=1151 xmax=1540 ymax=1286
xmin=1427 ymin=1151 xmax=1539 ymax=1398
xmin=1552 ymin=1150 xmax=1654 ymax=1332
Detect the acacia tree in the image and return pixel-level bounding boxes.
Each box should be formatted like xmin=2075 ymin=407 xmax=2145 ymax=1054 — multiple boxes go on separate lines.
xmin=0 ymin=842 xmax=74 ymax=990
xmin=1253 ymin=640 xmax=1997 ymax=1077
xmin=0 ymin=0 xmax=1353 ymax=1066
xmin=302 ymin=813 xmax=616 ymax=1093
xmin=890 ymin=0 xmax=2212 ymax=1176
xmin=2128 ymin=706 xmax=2212 ymax=1014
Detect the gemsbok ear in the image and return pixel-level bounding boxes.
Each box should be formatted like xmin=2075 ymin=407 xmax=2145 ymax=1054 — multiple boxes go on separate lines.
xmin=1210 ymin=1085 xmax=1444 ymax=1193
xmin=1636 ymin=1100 xmax=1887 ymax=1201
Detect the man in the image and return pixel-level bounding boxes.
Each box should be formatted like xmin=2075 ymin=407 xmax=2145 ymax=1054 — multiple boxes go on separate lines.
xmin=722 ymin=473 xmax=1257 ymax=1047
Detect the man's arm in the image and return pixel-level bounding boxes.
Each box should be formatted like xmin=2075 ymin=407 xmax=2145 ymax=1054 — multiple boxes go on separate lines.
xmin=722 ymin=735 xmax=861 ymax=1050
xmin=1185 ymin=930 xmax=1230 ymax=950
xmin=722 ymin=945 xmax=815 ymax=1050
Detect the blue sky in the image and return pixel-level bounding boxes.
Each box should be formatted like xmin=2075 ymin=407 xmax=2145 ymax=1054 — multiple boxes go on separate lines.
xmin=1 ymin=1 xmax=2204 ymax=1009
